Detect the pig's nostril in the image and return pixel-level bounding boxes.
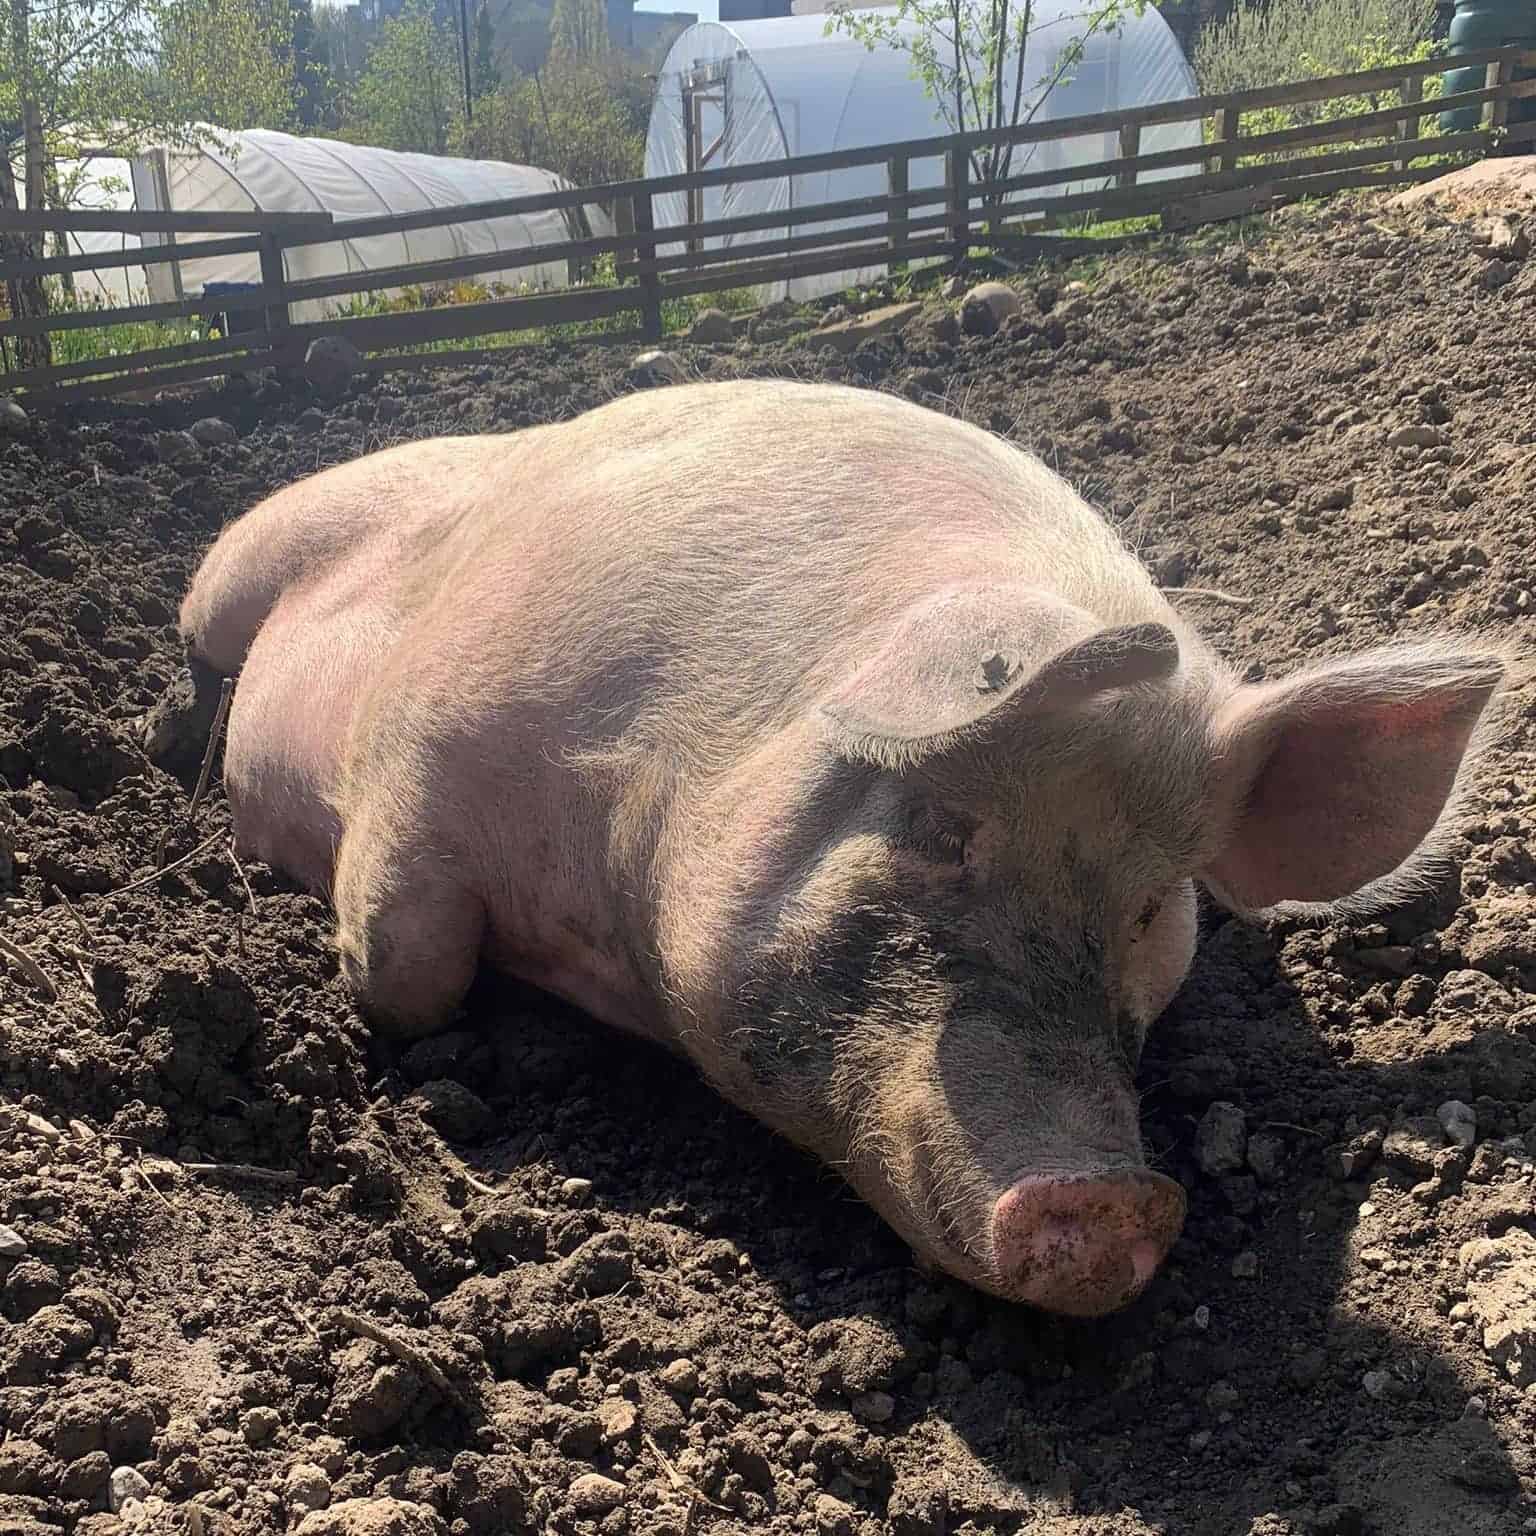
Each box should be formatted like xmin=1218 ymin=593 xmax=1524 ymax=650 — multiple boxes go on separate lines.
xmin=990 ymin=1169 xmax=1186 ymax=1318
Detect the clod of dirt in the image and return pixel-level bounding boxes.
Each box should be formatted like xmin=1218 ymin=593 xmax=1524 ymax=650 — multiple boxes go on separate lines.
xmin=1459 ymin=1228 xmax=1536 ymax=1386
xmin=1196 ymin=1101 xmax=1248 ymax=1175
xmin=295 ymin=1497 xmax=445 ymax=1536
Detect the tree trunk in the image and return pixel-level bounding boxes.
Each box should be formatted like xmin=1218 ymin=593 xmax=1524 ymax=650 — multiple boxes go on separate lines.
xmin=3 ymin=0 xmax=53 ymax=372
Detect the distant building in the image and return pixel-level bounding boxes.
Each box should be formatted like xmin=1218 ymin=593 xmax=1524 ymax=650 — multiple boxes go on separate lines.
xmin=718 ymin=0 xmax=791 ymax=20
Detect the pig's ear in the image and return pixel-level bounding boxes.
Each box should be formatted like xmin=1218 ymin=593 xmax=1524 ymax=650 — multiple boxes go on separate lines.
xmin=819 ymin=584 xmax=1180 ymax=768
xmin=1202 ymin=642 xmax=1505 ymax=914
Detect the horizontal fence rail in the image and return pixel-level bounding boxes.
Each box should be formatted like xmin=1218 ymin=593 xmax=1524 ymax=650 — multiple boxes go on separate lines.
xmin=3 ymin=45 xmax=1534 ymax=401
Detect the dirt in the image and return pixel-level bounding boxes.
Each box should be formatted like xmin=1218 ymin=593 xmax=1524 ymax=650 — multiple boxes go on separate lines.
xmin=3 ymin=188 xmax=1536 ymax=1536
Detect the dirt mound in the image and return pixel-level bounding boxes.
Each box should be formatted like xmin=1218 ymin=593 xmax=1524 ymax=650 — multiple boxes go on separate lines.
xmin=2 ymin=191 xmax=1535 ymax=1536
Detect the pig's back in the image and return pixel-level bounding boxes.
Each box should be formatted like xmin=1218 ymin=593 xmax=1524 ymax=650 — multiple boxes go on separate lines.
xmin=422 ymin=379 xmax=1192 ymax=745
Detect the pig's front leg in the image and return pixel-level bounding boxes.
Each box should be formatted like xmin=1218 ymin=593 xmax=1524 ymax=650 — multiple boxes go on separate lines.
xmin=331 ymin=786 xmax=487 ymax=1040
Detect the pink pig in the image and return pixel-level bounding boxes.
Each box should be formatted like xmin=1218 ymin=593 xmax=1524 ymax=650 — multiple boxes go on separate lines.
xmin=177 ymin=380 xmax=1504 ymax=1316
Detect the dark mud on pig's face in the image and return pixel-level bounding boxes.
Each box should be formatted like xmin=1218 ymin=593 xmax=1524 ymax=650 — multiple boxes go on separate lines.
xmin=707 ymin=723 xmax=1210 ymax=1319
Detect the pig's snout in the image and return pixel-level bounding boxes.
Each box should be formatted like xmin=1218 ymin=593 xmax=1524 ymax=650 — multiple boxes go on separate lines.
xmin=990 ymin=1168 xmax=1186 ymax=1317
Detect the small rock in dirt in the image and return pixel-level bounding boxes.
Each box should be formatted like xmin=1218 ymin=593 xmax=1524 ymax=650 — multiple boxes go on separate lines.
xmin=0 ymin=398 xmax=28 ymax=435
xmin=815 ymin=1493 xmax=856 ymax=1536
xmin=1326 ymin=1127 xmax=1383 ymax=1181
xmin=295 ymin=1497 xmax=445 ymax=1536
xmin=558 ymin=1231 xmax=634 ymax=1297
xmin=850 ymin=1389 xmax=895 ymax=1424
xmin=960 ymin=281 xmax=1022 ymax=337
xmin=0 ymin=1224 xmax=28 ymax=1259
xmin=190 ymin=417 xmax=237 ymax=448
xmin=726 ymin=1429 xmax=775 ymax=1492
xmin=305 ymin=335 xmax=363 ymax=395
xmin=404 ymin=1080 xmax=494 ymax=1143
xmin=686 ymin=307 xmax=734 ymax=344
xmin=558 ymin=1177 xmax=593 ymax=1204
xmin=1437 ymin=1100 xmax=1477 ymax=1150
xmin=1459 ymin=1228 xmax=1536 ymax=1387
xmin=1387 ymin=423 xmax=1449 ymax=450
xmin=1196 ymin=1102 xmax=1248 ymax=1175
xmin=628 ymin=350 xmax=686 ymax=387
xmin=241 ymin=1406 xmax=280 ymax=1445
xmin=109 ymin=1467 xmax=151 ymax=1513
xmin=567 ymin=1473 xmax=625 ymax=1515
xmin=1361 ymin=1368 xmax=1395 ymax=1401
xmin=597 ymin=1397 xmax=638 ymax=1443
xmin=659 ymin=1357 xmax=700 ymax=1396
xmin=1231 ymin=1250 xmax=1259 ymax=1280
xmin=286 ymin=1464 xmax=333 ymax=1515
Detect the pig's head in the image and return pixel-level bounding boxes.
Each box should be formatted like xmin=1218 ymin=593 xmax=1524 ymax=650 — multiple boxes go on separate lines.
xmin=663 ymin=582 xmax=1505 ymax=1317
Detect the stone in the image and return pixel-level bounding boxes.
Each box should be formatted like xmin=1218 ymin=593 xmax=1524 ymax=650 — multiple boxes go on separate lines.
xmin=109 ymin=1467 xmax=151 ymax=1513
xmin=559 ymin=1176 xmax=593 ymax=1204
xmin=190 ymin=417 xmax=237 ymax=448
xmin=0 ymin=398 xmax=29 ymax=435
xmin=959 ymin=280 xmax=1022 ymax=337
xmin=1196 ymin=1102 xmax=1248 ymax=1176
xmin=815 ymin=1493 xmax=856 ymax=1536
xmin=567 ymin=1473 xmax=626 ymax=1515
xmin=597 ymin=1396 xmax=638 ymax=1442
xmin=0 ymin=1223 xmax=28 ymax=1258
xmin=285 ymin=1463 xmax=333 ymax=1515
xmin=241 ymin=1406 xmax=280 ymax=1445
xmin=686 ymin=307 xmax=734 ymax=344
xmin=628 ymin=349 xmax=686 ymax=386
xmin=304 ymin=335 xmax=363 ymax=395
xmin=659 ymin=1357 xmax=700 ymax=1396
xmin=1437 ymin=1099 xmax=1477 ymax=1150
xmin=805 ymin=300 xmax=923 ymax=354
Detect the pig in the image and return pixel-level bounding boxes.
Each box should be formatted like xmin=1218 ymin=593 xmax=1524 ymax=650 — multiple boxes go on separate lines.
xmin=176 ymin=379 xmax=1505 ymax=1317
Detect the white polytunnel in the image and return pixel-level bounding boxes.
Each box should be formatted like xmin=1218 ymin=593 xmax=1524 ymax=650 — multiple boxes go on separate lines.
xmin=643 ymin=4 xmax=1202 ymax=302
xmin=28 ymin=126 xmax=614 ymax=325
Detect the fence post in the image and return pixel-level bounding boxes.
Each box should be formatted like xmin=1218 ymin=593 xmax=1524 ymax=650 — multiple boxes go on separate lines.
xmin=887 ymin=155 xmax=909 ymax=274
xmin=257 ymin=231 xmax=291 ymax=357
xmin=1116 ymin=122 xmax=1142 ymax=190
xmin=632 ymin=191 xmax=663 ymax=343
xmin=946 ymin=146 xmax=970 ymax=265
xmin=613 ymin=196 xmax=636 ymax=283
xmin=1484 ymin=51 xmax=1515 ymax=134
xmin=1210 ymin=106 xmax=1239 ymax=175
xmin=1395 ymin=73 xmax=1423 ymax=172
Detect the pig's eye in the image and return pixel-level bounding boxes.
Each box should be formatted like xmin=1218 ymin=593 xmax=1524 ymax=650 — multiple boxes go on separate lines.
xmin=1130 ymin=896 xmax=1164 ymax=941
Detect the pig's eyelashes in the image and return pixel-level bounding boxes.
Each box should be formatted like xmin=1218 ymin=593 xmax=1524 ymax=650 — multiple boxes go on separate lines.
xmin=1130 ymin=896 xmax=1164 ymax=941
xmin=900 ymin=802 xmax=976 ymax=867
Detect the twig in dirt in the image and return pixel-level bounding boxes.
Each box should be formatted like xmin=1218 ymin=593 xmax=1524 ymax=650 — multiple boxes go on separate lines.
xmin=645 ymin=1432 xmax=730 ymax=1515
xmin=179 ymin=1161 xmax=300 ymax=1187
xmin=1262 ymin=1121 xmax=1324 ymax=1138
xmin=1160 ymin=586 xmax=1254 ymax=609
xmin=460 ymin=1168 xmax=501 ymax=1198
xmin=134 ymin=1155 xmax=176 ymax=1214
xmin=188 ymin=678 xmax=234 ymax=823
xmin=153 ymin=827 xmax=170 ymax=871
xmin=49 ymin=885 xmax=96 ymax=950
xmin=117 ymin=830 xmax=226 ymax=896
xmin=0 ymin=931 xmax=58 ymax=1000
xmin=228 ymin=840 xmax=257 ymax=914
xmin=327 ymin=1307 xmax=480 ymax=1420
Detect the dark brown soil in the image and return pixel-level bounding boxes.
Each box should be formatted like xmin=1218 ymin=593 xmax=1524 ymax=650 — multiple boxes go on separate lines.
xmin=3 ymin=189 xmax=1535 ymax=1536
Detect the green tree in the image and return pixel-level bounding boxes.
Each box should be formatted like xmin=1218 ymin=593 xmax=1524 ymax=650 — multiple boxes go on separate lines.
xmin=824 ymin=0 xmax=1145 ymax=198
xmin=464 ymin=52 xmax=644 ymax=186
xmin=548 ymin=0 xmax=607 ymax=64
xmin=473 ymin=0 xmax=499 ymax=98
xmin=342 ymin=0 xmax=460 ymax=152
xmin=289 ymin=0 xmax=339 ymax=129
xmin=0 ymin=0 xmax=297 ymax=366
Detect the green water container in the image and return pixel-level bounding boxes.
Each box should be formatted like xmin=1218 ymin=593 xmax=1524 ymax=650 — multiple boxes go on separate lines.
xmin=1439 ymin=0 xmax=1536 ymax=132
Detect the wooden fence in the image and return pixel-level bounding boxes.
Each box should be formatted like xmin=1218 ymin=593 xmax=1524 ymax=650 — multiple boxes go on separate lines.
xmin=4 ymin=44 xmax=1535 ymax=403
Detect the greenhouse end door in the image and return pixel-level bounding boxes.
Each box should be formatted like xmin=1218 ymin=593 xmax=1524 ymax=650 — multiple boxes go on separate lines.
xmin=682 ymin=61 xmax=729 ymax=254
